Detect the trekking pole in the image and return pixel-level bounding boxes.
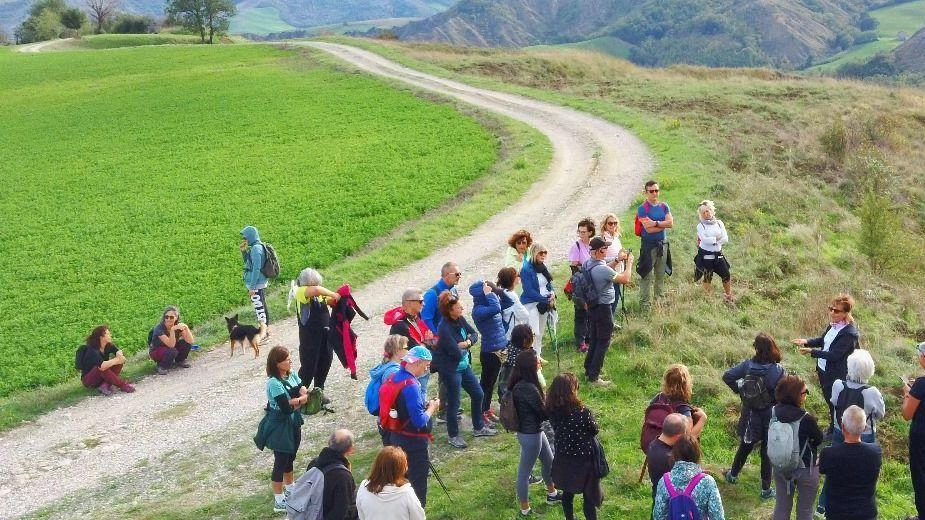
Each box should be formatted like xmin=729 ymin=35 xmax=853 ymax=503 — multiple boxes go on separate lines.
xmin=546 ymin=318 xmax=560 ymax=373
xmin=429 ymin=460 xmax=454 ymax=506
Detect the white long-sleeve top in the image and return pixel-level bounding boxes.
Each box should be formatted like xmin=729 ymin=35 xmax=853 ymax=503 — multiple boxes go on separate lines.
xmin=356 ymin=481 xmax=426 ymax=520
xmin=697 ymin=219 xmax=728 ymax=252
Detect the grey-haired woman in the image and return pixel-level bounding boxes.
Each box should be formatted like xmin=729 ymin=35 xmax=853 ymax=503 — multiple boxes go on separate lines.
xmin=288 ymin=267 xmax=340 ymax=400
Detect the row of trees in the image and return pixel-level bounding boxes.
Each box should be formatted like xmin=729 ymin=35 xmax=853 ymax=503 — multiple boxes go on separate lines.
xmin=13 ymin=0 xmax=235 ymax=44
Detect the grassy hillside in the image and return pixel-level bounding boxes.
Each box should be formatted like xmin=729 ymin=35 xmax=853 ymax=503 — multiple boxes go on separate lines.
xmin=0 ymin=44 xmax=499 ymax=398
xmin=808 ymin=0 xmax=925 ymax=73
xmin=229 ymin=7 xmax=297 ymax=35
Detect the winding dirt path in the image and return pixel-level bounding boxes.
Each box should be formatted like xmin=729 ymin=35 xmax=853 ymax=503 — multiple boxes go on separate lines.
xmin=0 ymin=43 xmax=652 ymax=519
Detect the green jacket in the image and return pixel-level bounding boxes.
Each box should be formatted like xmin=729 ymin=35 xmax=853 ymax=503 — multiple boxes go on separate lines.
xmin=254 ymin=407 xmax=304 ymax=454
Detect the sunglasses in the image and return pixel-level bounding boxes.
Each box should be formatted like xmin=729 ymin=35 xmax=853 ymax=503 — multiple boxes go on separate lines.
xmin=648 ymin=189 xmax=660 ymax=193
xmin=801 ymin=388 xmax=810 ymax=395
xmin=828 ymin=306 xmax=846 ymax=313
xmin=405 ymin=299 xmax=424 ymax=303
xmin=606 ymin=221 xmax=616 ymax=225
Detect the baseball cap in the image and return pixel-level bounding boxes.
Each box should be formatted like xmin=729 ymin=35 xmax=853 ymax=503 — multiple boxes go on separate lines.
xmin=402 ymin=345 xmax=432 ymax=363
xmin=589 ymin=237 xmax=612 ymax=251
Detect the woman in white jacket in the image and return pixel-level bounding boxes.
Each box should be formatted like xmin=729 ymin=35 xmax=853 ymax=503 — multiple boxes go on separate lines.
xmin=694 ymin=200 xmax=733 ymax=302
xmin=357 ymin=446 xmax=426 ymax=520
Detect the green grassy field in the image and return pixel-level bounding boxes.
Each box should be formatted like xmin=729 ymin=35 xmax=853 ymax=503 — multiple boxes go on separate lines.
xmin=529 ymin=36 xmax=634 ymax=60
xmin=69 ymin=33 xmax=204 ymax=49
xmin=229 ymin=7 xmax=296 ymax=35
xmin=0 ymin=43 xmax=497 ymax=397
xmin=808 ymin=0 xmax=925 ymax=72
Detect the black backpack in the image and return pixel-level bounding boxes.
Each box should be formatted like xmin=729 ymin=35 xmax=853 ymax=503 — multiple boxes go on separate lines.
xmin=739 ymin=363 xmax=774 ymax=410
xmin=74 ymin=345 xmax=88 ymax=371
xmin=569 ymin=264 xmax=601 ymax=309
xmin=259 ymin=241 xmax=280 ymax=279
xmin=835 ymin=384 xmax=869 ymax=429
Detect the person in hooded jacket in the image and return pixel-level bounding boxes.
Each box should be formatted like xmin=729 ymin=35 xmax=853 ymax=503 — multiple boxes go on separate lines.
xmin=240 ymin=225 xmax=270 ymax=330
xmin=470 ymin=279 xmax=508 ymax=426
xmin=770 ymin=374 xmax=824 ymax=520
xmin=305 ymin=429 xmax=359 ymax=520
xmin=432 ymin=290 xmax=497 ymax=449
xmin=369 ymin=335 xmax=408 ymax=445
xmin=794 ymin=293 xmax=859 ymax=434
xmin=357 ymin=446 xmax=425 ymax=520
xmin=721 ymin=333 xmax=785 ymax=500
xmin=497 ymin=267 xmax=529 ymax=340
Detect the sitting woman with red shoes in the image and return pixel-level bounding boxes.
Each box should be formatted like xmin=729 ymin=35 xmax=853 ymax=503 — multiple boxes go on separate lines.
xmin=78 ymin=325 xmax=135 ymax=395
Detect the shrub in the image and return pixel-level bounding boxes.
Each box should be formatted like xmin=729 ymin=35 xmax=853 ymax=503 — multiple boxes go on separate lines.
xmin=857 ymin=191 xmax=901 ymax=272
xmin=112 ymin=14 xmax=156 ymax=34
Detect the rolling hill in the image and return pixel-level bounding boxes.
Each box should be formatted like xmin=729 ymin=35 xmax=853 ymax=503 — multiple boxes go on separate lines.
xmin=396 ymin=0 xmax=889 ymax=69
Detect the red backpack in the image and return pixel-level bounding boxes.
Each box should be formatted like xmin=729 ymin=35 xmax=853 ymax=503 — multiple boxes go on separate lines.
xmin=378 ymin=374 xmax=431 ymax=439
xmin=634 ymin=201 xmax=667 ymax=237
xmin=640 ymin=394 xmax=678 ymax=452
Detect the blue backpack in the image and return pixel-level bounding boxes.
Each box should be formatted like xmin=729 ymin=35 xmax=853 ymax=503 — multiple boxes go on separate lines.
xmin=664 ymin=472 xmax=705 ymax=520
xmin=365 ymin=363 xmax=399 ymax=415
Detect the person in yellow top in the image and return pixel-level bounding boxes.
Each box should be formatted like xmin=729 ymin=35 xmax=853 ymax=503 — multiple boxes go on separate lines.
xmin=288 ymin=267 xmax=340 ymax=404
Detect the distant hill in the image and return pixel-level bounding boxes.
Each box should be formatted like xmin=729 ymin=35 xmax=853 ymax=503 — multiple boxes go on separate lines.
xmin=894 ymin=27 xmax=925 ymax=72
xmin=396 ymin=0 xmax=885 ymax=69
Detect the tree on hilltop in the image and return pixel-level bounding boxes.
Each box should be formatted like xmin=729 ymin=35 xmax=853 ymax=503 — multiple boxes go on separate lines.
xmin=165 ymin=0 xmax=235 ymax=44
xmin=86 ymin=0 xmax=120 ymax=33
xmin=15 ymin=0 xmax=67 ymax=43
xmin=61 ymin=7 xmax=88 ymax=34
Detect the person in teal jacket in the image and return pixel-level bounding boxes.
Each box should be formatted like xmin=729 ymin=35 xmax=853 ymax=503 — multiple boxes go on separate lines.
xmin=241 ymin=225 xmax=270 ymax=328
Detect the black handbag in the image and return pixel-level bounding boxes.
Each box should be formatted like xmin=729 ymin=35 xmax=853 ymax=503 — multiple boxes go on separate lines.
xmin=592 ymin=436 xmax=610 ymax=478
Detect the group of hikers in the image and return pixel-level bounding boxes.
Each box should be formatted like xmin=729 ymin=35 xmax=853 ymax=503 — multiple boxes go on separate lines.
xmin=71 ymin=180 xmax=925 ymax=520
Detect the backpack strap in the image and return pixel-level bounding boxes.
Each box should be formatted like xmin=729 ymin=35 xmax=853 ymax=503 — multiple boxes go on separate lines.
xmin=662 ymin=473 xmax=679 ymax=498
xmin=682 ymin=472 xmax=706 ymax=496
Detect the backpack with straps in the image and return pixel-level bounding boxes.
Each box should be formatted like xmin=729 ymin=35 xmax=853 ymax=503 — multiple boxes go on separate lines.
xmin=569 ymin=263 xmax=602 ymax=309
xmin=74 ymin=345 xmax=88 ymax=371
xmin=835 ymin=384 xmax=869 ymax=430
xmin=259 ymin=241 xmax=280 ymax=279
xmin=285 ymin=462 xmax=346 ymax=520
xmin=664 ymin=472 xmax=705 ymax=520
xmin=499 ymin=390 xmax=520 ymax=432
xmin=739 ymin=363 xmax=775 ymax=410
xmin=767 ymin=407 xmax=809 ymax=478
xmin=378 ymin=373 xmax=420 ymax=433
xmin=635 ymin=201 xmax=667 ymax=237
xmin=640 ymin=394 xmax=678 ymax=453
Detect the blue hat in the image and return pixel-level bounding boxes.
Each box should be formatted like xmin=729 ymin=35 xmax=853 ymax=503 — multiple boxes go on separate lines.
xmin=402 ymin=345 xmax=432 ymax=363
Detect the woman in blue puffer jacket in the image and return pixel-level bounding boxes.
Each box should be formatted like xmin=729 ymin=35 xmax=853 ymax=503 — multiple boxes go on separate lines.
xmin=470 ymin=279 xmax=508 ymax=425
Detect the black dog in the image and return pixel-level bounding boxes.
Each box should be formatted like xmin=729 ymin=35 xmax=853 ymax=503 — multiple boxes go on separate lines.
xmin=225 ymin=314 xmax=263 ymax=358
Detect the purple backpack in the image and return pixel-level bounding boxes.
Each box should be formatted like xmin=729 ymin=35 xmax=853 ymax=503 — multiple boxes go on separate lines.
xmin=664 ymin=472 xmax=705 ymax=520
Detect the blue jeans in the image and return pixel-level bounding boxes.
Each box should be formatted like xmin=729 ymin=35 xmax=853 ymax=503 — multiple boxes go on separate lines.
xmin=817 ymin=428 xmax=876 ymax=511
xmin=443 ymin=367 xmax=485 ymax=437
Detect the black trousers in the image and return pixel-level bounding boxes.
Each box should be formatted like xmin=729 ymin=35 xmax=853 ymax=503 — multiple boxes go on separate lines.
xmin=583 ymin=305 xmax=614 ymax=382
xmin=388 ymin=432 xmax=430 ymax=507
xmin=298 ymin=324 xmax=332 ymax=389
xmin=480 ymin=351 xmax=502 ymax=414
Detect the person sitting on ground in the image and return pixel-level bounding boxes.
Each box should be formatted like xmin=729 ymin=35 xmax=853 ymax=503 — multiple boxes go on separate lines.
xmin=510 ymin=349 xmax=562 ymax=515
xmin=255 ymin=346 xmax=308 ymax=513
xmin=506 ymin=229 xmax=533 ymax=270
xmin=770 ymin=374 xmax=824 ymax=520
xmin=369 ymin=335 xmax=408 ymax=445
xmin=356 ymin=446 xmax=425 ymax=520
xmin=546 ymin=373 xmax=602 ymax=520
xmin=432 ymin=290 xmax=497 ymax=448
xmin=471 ymin=279 xmax=508 ymax=426
xmin=149 ymin=305 xmax=194 ymax=375
xmin=290 ymin=267 xmax=340 ymax=405
xmin=305 ymin=428 xmax=359 ymax=520
xmin=721 ymin=332 xmax=785 ymax=500
xmin=520 ymin=242 xmax=555 ymax=359
xmin=819 ymin=405 xmax=882 ymax=520
xmin=647 ymin=413 xmax=691 ymax=497
xmin=694 ymin=200 xmax=733 ymax=303
xmin=651 ymin=364 xmax=707 ymax=438
xmin=79 ymin=325 xmax=135 ymax=395
xmin=652 ymin=435 xmax=725 ymax=520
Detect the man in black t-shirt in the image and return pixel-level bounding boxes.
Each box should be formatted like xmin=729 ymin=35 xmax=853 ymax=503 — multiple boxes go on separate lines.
xmin=819 ymin=405 xmax=881 ymax=520
xmin=647 ymin=413 xmax=690 ymax=496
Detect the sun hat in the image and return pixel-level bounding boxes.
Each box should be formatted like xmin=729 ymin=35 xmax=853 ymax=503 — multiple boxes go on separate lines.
xmin=402 ymin=345 xmax=432 ymax=363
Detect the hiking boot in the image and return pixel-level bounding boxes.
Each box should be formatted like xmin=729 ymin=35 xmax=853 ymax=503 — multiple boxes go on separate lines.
xmin=175 ymin=361 xmax=191 ymax=368
xmin=321 ymin=394 xmax=331 ymax=405
xmin=590 ymin=378 xmax=611 ymax=387
xmin=761 ymin=488 xmax=776 ymax=500
xmin=473 ymin=427 xmax=498 ymax=437
xmin=448 ymin=436 xmax=468 ymax=449
xmin=156 ymin=366 xmax=168 ymax=375
xmin=436 ymin=411 xmax=447 ymax=424
xmin=528 ymin=474 xmax=543 ymax=485
xmin=120 ymin=383 xmax=136 ymax=393
xmin=723 ymin=470 xmax=737 ymax=484
xmin=484 ymin=409 xmax=500 ymax=423
xmin=519 ymin=508 xmax=533 ymax=517
xmin=546 ymin=490 xmax=563 ymax=505
xmin=98 ymin=383 xmax=113 ymax=396
xmin=273 ymin=498 xmax=287 ymax=513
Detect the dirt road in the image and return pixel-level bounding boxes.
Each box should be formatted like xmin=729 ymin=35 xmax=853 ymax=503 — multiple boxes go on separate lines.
xmin=0 ymin=43 xmax=652 ymax=519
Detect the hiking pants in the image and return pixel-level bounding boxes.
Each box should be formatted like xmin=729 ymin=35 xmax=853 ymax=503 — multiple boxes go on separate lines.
xmin=479 ymin=351 xmax=502 ymax=414
xmin=81 ymin=363 xmax=127 ymax=389
xmin=388 ymin=432 xmax=430 ymax=507
xmin=563 ymin=492 xmax=597 ymax=520
xmin=443 ymin=367 xmax=485 ymax=437
xmin=573 ymin=300 xmax=589 ymax=348
xmin=730 ymin=440 xmax=772 ymax=490
xmin=912 ymin=431 xmax=925 ymax=518
xmin=584 ymin=305 xmax=614 ymax=382
xmin=639 ymin=242 xmax=667 ymax=309
xmin=516 ymin=432 xmax=553 ymax=503
xmin=523 ymin=302 xmax=548 ymax=357
xmin=250 ymin=289 xmax=269 ymax=325
xmin=298 ymin=324 xmax=332 ymax=390
xmin=149 ymin=340 xmax=191 ymax=369
xmin=773 ymin=465 xmax=820 ymax=520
